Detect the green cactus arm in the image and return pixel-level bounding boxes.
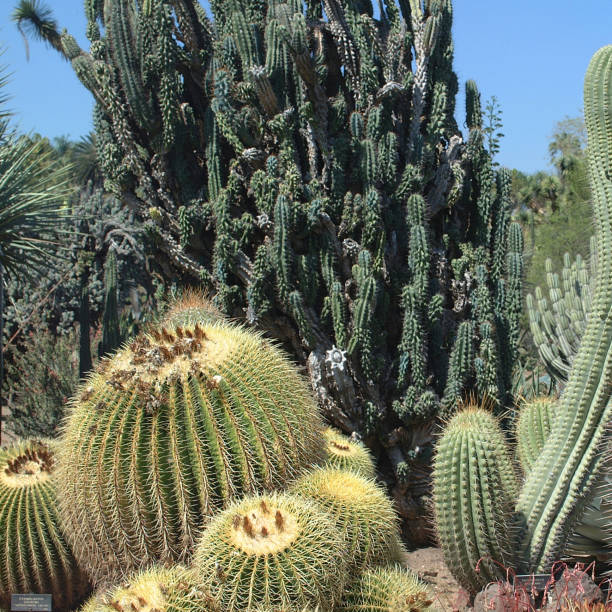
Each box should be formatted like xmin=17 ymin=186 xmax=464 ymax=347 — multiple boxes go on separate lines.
xmin=516 ymin=45 xmax=612 ymax=573
xmin=515 ymin=397 xmax=555 ymax=474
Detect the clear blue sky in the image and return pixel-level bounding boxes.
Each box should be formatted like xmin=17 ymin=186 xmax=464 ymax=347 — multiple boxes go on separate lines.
xmin=0 ymin=1 xmax=610 ymax=174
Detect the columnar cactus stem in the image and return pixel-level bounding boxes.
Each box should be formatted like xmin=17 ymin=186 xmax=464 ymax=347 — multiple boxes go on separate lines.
xmin=516 ymin=46 xmax=612 ymax=573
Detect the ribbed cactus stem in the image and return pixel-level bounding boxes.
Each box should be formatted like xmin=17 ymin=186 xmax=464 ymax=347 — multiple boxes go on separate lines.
xmin=515 ymin=397 xmax=555 ymax=474
xmin=433 ymin=407 xmax=518 ymax=592
xmin=516 ymin=45 xmax=612 ymax=573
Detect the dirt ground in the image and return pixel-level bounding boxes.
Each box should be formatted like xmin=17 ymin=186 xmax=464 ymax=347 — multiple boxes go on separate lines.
xmin=404 ymin=547 xmax=471 ymax=611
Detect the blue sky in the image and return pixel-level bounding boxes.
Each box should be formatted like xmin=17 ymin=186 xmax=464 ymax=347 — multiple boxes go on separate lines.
xmin=0 ymin=1 xmax=610 ymax=174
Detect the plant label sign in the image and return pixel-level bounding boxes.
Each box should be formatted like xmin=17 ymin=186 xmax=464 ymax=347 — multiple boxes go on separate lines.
xmin=10 ymin=594 xmax=52 ymax=611
xmin=513 ymin=574 xmax=551 ymax=593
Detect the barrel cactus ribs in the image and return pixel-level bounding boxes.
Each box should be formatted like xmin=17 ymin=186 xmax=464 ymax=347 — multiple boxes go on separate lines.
xmin=56 ymin=316 xmax=326 ymax=583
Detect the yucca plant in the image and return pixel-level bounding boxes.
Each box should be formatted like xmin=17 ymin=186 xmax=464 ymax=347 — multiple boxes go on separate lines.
xmin=0 ymin=55 xmax=71 ymax=442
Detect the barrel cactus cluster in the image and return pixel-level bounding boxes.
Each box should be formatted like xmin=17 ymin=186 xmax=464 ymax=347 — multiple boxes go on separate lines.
xmin=0 ymin=440 xmax=90 ymax=611
xmin=0 ymin=302 xmax=431 ymax=611
xmin=433 ymin=45 xmax=612 ymax=593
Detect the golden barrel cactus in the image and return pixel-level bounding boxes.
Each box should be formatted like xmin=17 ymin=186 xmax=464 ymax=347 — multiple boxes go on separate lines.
xmin=57 ymin=318 xmax=325 ymax=583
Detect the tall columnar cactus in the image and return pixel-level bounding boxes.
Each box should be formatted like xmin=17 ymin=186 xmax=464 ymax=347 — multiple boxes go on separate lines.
xmin=517 ymin=44 xmax=612 ymax=574
xmin=526 ymin=238 xmax=596 ymax=385
xmin=0 ymin=440 xmax=90 ymax=612
xmin=433 ymin=46 xmax=612 ymax=591
xmin=99 ymin=248 xmax=121 ymax=357
xmin=57 ymin=316 xmax=326 ymax=584
xmin=16 ymin=0 xmax=523 ymax=539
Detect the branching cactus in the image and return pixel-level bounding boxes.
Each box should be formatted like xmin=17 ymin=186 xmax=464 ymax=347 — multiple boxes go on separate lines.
xmin=15 ymin=0 xmax=523 ymax=539
xmin=526 ymin=238 xmax=596 ymax=385
xmin=433 ymin=46 xmax=612 ymax=592
xmin=0 ymin=440 xmax=90 ymax=611
xmin=57 ymin=316 xmax=326 ymax=584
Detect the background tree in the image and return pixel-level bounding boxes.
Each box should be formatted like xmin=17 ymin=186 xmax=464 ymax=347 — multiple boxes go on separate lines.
xmin=2 ymin=134 xmax=156 ymax=438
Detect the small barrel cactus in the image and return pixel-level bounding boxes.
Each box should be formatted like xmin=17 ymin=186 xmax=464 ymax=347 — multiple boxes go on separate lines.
xmin=291 ymin=467 xmax=398 ymax=569
xmin=79 ymin=566 xmax=218 ymax=612
xmin=322 ymin=428 xmax=376 ymax=478
xmin=57 ymin=318 xmax=326 ymax=583
xmin=161 ymin=291 xmax=224 ymax=328
xmin=0 ymin=439 xmax=90 ymax=612
xmin=192 ymin=492 xmax=348 ymax=611
xmin=339 ymin=565 xmax=433 ymax=611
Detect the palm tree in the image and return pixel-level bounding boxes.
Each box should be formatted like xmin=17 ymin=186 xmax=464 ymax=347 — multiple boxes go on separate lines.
xmin=0 ymin=55 xmax=71 ymax=442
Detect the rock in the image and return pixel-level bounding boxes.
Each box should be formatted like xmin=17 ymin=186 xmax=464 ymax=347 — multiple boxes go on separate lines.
xmin=543 ymin=568 xmax=604 ymax=611
xmin=474 ymin=582 xmax=533 ymax=612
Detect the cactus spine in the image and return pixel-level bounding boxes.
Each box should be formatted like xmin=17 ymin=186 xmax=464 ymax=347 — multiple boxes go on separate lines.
xmin=192 ymin=492 xmax=348 ymax=612
xmin=0 ymin=440 xmax=90 ymax=612
xmin=20 ymin=0 xmax=523 ymax=539
xmin=57 ymin=317 xmax=326 ymax=583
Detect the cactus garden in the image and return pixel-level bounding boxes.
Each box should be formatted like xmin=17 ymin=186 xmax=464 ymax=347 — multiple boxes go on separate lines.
xmin=0 ymin=0 xmax=609 ymax=610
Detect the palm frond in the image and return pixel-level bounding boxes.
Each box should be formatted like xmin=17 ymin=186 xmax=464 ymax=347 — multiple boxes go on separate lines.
xmin=12 ymin=0 xmax=63 ymax=60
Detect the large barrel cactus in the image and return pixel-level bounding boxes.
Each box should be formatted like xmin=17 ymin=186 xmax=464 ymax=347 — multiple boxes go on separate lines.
xmin=433 ymin=46 xmax=612 ymax=592
xmin=0 ymin=440 xmax=90 ymax=611
xmin=14 ymin=0 xmax=524 ymax=541
xmin=57 ymin=317 xmax=325 ymax=583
